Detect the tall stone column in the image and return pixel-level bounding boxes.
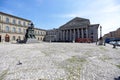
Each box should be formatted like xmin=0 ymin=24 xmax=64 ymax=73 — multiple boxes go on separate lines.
xmin=70 ymin=29 xmax=72 ymax=41
xmin=60 ymin=30 xmax=63 ymax=40
xmin=64 ymin=30 xmax=66 ymax=41
xmin=81 ymin=28 xmax=84 ymax=38
xmin=66 ymin=30 xmax=68 ymax=40
xmin=60 ymin=30 xmax=62 ymax=40
xmin=63 ymin=30 xmax=65 ymax=41
xmin=63 ymin=31 xmax=64 ymax=40
xmin=73 ymin=29 xmax=75 ymax=42
xmin=86 ymin=28 xmax=88 ymax=38
xmin=77 ymin=28 xmax=80 ymax=38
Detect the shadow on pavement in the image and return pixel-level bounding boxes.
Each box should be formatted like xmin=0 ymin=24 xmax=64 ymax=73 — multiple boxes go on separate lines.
xmin=114 ymin=76 xmax=120 ymax=80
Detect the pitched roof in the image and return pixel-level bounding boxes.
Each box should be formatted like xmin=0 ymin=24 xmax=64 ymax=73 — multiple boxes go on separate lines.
xmin=59 ymin=17 xmax=90 ymax=29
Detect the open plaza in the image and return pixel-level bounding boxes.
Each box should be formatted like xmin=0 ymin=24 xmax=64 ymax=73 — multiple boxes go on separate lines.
xmin=0 ymin=42 xmax=120 ymax=80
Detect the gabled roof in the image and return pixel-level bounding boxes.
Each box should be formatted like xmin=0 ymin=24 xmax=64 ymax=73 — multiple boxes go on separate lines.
xmin=59 ymin=17 xmax=90 ymax=29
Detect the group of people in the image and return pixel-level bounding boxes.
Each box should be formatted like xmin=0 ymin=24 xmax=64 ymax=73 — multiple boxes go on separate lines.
xmin=16 ymin=38 xmax=21 ymax=43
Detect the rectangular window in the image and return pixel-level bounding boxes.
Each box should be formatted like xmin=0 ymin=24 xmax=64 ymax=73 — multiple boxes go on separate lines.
xmin=23 ymin=22 xmax=26 ymax=26
xmin=28 ymin=23 xmax=29 ymax=26
xmin=18 ymin=28 xmax=21 ymax=33
xmin=12 ymin=27 xmax=16 ymax=32
xmin=18 ymin=21 xmax=21 ymax=25
xmin=13 ymin=19 xmax=16 ymax=24
xmin=24 ymin=29 xmax=26 ymax=33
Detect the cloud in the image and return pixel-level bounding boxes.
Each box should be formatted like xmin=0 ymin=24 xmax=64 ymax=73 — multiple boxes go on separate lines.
xmin=53 ymin=0 xmax=120 ymax=35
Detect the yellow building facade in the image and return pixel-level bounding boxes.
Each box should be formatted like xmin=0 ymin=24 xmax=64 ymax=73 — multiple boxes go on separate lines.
xmin=0 ymin=12 xmax=46 ymax=42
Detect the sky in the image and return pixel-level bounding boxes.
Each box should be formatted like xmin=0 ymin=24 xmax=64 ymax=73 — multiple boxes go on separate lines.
xmin=0 ymin=0 xmax=120 ymax=35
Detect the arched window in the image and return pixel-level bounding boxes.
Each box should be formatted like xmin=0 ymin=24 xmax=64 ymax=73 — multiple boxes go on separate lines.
xmin=6 ymin=17 xmax=9 ymax=23
xmin=12 ymin=27 xmax=16 ymax=32
xmin=6 ymin=26 xmax=10 ymax=32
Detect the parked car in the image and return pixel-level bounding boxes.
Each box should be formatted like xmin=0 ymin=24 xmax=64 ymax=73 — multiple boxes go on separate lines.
xmin=109 ymin=41 xmax=120 ymax=46
xmin=117 ymin=41 xmax=120 ymax=46
xmin=109 ymin=41 xmax=116 ymax=45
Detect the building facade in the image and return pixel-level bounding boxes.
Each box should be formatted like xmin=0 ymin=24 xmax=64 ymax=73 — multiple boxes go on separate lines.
xmin=103 ymin=28 xmax=120 ymax=39
xmin=0 ymin=12 xmax=46 ymax=42
xmin=45 ymin=17 xmax=100 ymax=42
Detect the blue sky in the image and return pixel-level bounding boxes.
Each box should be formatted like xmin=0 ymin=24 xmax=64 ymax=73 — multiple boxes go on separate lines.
xmin=0 ymin=0 xmax=120 ymax=35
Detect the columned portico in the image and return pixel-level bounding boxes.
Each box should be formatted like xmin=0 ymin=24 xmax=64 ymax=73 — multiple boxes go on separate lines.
xmin=61 ymin=28 xmax=88 ymax=41
xmin=57 ymin=17 xmax=99 ymax=42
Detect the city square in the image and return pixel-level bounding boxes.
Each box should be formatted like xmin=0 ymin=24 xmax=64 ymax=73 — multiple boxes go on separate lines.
xmin=0 ymin=0 xmax=120 ymax=80
xmin=0 ymin=42 xmax=120 ymax=80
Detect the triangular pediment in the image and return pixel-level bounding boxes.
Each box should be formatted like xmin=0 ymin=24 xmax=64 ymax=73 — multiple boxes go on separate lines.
xmin=59 ymin=17 xmax=90 ymax=29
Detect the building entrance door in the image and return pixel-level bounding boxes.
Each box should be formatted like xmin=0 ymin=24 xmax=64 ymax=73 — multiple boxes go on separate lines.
xmin=0 ymin=35 xmax=1 ymax=42
xmin=5 ymin=34 xmax=10 ymax=42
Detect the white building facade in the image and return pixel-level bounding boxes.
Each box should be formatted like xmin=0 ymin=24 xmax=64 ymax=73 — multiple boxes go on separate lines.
xmin=0 ymin=12 xmax=46 ymax=42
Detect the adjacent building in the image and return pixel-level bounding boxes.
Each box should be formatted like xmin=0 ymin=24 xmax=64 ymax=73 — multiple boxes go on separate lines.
xmin=104 ymin=28 xmax=120 ymax=38
xmin=45 ymin=17 xmax=100 ymax=42
xmin=0 ymin=12 xmax=46 ymax=42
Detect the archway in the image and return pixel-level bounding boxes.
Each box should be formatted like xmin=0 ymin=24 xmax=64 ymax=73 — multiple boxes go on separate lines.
xmin=5 ymin=34 xmax=10 ymax=42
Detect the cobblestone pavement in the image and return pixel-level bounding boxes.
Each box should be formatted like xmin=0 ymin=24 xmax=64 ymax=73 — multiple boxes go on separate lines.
xmin=0 ymin=42 xmax=120 ymax=80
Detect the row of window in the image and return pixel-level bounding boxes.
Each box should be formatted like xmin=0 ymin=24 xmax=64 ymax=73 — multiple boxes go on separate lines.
xmin=0 ymin=16 xmax=29 ymax=26
xmin=5 ymin=26 xmax=45 ymax=35
xmin=6 ymin=17 xmax=29 ymax=26
xmin=34 ymin=31 xmax=46 ymax=35
xmin=5 ymin=26 xmax=26 ymax=33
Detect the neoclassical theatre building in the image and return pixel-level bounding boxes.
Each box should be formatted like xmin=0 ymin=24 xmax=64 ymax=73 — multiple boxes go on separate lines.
xmin=0 ymin=12 xmax=46 ymax=42
xmin=45 ymin=17 xmax=100 ymax=42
